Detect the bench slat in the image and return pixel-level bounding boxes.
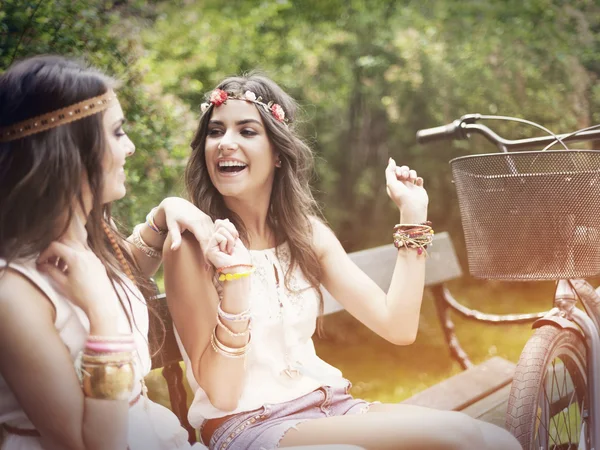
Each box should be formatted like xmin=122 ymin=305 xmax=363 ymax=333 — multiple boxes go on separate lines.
xmin=400 ymin=356 xmax=515 ymax=412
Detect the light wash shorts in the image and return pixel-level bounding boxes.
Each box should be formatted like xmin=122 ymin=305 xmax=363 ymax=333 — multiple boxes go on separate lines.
xmin=204 ymin=383 xmax=371 ymax=450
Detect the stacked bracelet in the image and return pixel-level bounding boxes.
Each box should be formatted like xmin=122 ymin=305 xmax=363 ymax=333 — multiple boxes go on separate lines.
xmin=131 ymin=223 xmax=162 ymax=259
xmin=210 ymin=328 xmax=251 ymax=358
xmin=392 ymin=222 xmax=434 ymax=255
xmin=146 ymin=207 xmax=167 ymax=235
xmin=80 ymin=334 xmax=136 ymax=400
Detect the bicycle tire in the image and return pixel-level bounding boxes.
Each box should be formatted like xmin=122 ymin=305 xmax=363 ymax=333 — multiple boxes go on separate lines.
xmin=506 ymin=325 xmax=589 ymax=450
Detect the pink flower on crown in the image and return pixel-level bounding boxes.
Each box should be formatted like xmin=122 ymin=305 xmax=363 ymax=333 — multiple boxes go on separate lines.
xmin=244 ymin=91 xmax=257 ymax=102
xmin=209 ymin=89 xmax=228 ymax=106
xmin=271 ymin=104 xmax=285 ymax=122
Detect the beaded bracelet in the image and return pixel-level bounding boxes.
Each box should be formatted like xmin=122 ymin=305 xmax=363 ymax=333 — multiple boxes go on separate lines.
xmin=217 ymin=263 xmax=254 ymax=273
xmin=218 ymin=302 xmax=252 ymax=322
xmin=218 ymin=266 xmax=256 ymax=282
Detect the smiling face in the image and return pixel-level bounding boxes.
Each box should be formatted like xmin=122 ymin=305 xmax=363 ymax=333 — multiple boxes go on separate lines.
xmin=205 ymin=99 xmax=279 ymax=200
xmin=100 ymin=97 xmax=135 ymax=204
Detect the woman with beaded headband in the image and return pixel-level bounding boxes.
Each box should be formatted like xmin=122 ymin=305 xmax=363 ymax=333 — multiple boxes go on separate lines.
xmin=0 ymin=55 xmax=218 ymax=449
xmin=163 ymin=73 xmax=521 ymax=450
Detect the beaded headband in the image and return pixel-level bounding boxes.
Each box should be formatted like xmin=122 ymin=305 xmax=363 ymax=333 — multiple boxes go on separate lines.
xmin=201 ymin=89 xmax=288 ymax=124
xmin=0 ymin=91 xmax=117 ymax=143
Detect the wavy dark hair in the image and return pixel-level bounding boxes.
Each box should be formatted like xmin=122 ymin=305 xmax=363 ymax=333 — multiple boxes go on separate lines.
xmin=0 ymin=55 xmax=158 ymax=337
xmin=186 ymin=73 xmax=324 ymax=315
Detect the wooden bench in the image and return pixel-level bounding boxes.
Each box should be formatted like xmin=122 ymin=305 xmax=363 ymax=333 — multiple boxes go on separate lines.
xmin=147 ymin=232 xmax=515 ymax=443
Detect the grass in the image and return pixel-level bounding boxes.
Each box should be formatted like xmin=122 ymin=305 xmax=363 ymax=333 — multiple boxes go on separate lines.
xmin=145 ymin=276 xmax=569 ymax=408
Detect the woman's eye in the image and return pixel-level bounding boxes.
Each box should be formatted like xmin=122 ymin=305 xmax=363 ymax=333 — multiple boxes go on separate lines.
xmin=115 ymin=128 xmax=126 ymax=137
xmin=241 ymin=129 xmax=257 ymax=136
xmin=208 ymin=128 xmax=223 ymax=136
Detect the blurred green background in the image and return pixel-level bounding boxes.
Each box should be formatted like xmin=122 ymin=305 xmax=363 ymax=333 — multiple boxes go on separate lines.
xmin=2 ymin=0 xmax=600 ymax=405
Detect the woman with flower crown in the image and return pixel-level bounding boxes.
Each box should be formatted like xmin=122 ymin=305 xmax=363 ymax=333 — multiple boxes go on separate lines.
xmin=0 ymin=55 xmax=218 ymax=450
xmin=163 ymin=74 xmax=522 ymax=450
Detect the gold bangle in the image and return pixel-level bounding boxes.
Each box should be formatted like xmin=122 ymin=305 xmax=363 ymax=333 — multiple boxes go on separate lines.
xmin=81 ymin=362 xmax=135 ymax=400
xmin=131 ymin=223 xmax=162 ymax=259
xmin=82 ymin=352 xmax=134 ymax=365
xmin=210 ymin=328 xmax=250 ymax=358
xmin=216 ymin=314 xmax=250 ymax=337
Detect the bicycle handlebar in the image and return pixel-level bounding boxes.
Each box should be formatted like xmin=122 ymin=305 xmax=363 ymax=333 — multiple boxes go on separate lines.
xmin=417 ymin=114 xmax=600 ymax=151
xmin=415 ymin=120 xmax=464 ymax=144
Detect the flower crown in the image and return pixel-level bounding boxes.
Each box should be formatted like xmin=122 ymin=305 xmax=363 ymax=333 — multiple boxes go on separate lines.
xmin=201 ymin=89 xmax=287 ymax=124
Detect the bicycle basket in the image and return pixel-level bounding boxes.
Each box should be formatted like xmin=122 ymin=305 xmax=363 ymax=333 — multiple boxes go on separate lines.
xmin=450 ymin=150 xmax=600 ymax=280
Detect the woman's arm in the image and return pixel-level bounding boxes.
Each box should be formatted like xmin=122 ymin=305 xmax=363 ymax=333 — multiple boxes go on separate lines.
xmin=315 ymin=159 xmax=429 ymax=345
xmin=0 ymin=271 xmax=128 ymax=450
xmin=127 ymin=197 xmax=214 ymax=278
xmin=163 ymin=220 xmax=251 ymax=412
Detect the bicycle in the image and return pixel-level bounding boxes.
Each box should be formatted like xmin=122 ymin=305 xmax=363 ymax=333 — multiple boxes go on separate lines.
xmin=416 ymin=114 xmax=600 ymax=450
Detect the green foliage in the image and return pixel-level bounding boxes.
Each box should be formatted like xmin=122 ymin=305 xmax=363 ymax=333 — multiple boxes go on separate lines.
xmin=141 ymin=0 xmax=600 ymax=256
xmin=0 ymin=0 xmax=191 ymax=229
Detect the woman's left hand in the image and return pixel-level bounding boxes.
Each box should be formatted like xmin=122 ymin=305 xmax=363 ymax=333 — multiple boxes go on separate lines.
xmin=385 ymin=158 xmax=429 ymax=223
xmin=154 ymin=197 xmax=214 ymax=251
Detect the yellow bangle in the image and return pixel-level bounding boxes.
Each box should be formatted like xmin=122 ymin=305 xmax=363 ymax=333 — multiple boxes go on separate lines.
xmin=218 ymin=266 xmax=256 ymax=282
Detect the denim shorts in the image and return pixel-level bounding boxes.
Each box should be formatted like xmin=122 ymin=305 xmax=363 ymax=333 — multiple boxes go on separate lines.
xmin=204 ymin=383 xmax=371 ymax=450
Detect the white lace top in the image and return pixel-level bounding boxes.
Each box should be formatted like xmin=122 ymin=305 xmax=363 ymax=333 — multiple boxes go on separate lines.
xmin=0 ymin=258 xmax=197 ymax=450
xmin=180 ymin=243 xmax=347 ymax=428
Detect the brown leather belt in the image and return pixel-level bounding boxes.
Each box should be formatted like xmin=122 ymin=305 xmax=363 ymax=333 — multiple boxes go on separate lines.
xmin=200 ymin=412 xmax=237 ymax=445
xmin=2 ymin=392 xmax=143 ymax=438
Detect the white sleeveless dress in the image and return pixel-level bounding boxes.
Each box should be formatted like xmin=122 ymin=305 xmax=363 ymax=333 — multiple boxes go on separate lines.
xmin=179 ymin=243 xmax=348 ymax=429
xmin=0 ymin=257 xmax=204 ymax=450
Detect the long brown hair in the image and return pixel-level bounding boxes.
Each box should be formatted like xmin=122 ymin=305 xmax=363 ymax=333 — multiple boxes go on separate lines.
xmin=0 ymin=55 xmax=157 ymax=333
xmin=186 ymin=73 xmax=324 ymax=314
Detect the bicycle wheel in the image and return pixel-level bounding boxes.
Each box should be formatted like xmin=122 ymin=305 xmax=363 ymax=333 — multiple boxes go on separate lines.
xmin=506 ymin=325 xmax=589 ymax=450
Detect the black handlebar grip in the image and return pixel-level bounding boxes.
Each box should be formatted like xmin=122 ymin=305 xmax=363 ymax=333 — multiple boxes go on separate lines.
xmin=416 ymin=120 xmax=462 ymax=144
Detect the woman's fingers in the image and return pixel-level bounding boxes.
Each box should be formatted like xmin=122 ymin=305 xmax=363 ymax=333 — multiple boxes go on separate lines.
xmin=213 ymin=231 xmax=229 ymax=253
xmin=37 ymin=241 xmax=73 ymax=267
xmin=38 ymin=262 xmax=68 ymax=291
xmin=165 ymin=218 xmax=182 ymax=250
xmin=219 ymin=219 xmax=239 ymax=239
xmin=217 ymin=228 xmax=236 ymax=254
xmin=385 ymin=158 xmax=398 ymax=188
xmin=408 ymin=169 xmax=418 ymax=183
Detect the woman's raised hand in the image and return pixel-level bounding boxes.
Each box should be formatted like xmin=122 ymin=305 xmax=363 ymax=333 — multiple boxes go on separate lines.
xmin=204 ymin=219 xmax=251 ymax=270
xmin=385 ymin=157 xmax=429 ymax=223
xmin=36 ymin=238 xmax=120 ymax=318
xmin=155 ymin=197 xmax=214 ymax=251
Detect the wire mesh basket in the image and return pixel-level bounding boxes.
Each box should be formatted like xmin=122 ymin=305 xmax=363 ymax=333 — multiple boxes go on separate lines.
xmin=450 ymin=150 xmax=600 ymax=280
